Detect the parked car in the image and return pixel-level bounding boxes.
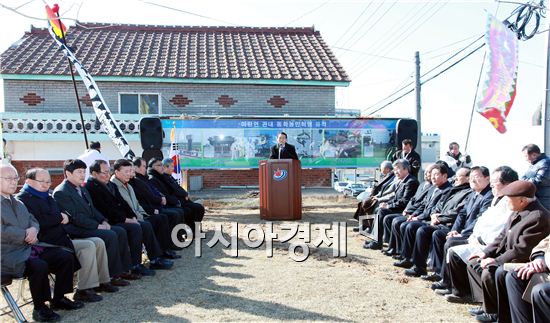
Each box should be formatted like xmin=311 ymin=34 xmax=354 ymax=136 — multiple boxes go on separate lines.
xmin=343 ymin=183 xmax=366 ymax=197
xmin=334 ymin=181 xmax=349 ymax=193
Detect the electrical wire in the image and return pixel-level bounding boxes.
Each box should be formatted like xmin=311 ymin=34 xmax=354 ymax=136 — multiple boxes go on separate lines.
xmin=284 ymin=0 xmax=331 ymax=26
xmin=362 ymin=43 xmax=485 ymax=117
xmin=332 ymin=1 xmax=373 ymax=47
xmin=352 ymin=1 xmax=450 ymax=78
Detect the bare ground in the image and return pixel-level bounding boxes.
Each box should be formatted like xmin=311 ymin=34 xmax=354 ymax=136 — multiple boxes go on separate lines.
xmin=1 ymin=189 xmax=475 ymax=322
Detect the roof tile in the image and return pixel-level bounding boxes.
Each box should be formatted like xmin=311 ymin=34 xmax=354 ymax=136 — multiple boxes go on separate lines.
xmin=1 ymin=23 xmax=349 ymax=83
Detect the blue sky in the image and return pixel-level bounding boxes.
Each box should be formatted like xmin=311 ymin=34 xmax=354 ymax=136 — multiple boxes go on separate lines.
xmin=0 ymin=0 xmax=547 ymax=172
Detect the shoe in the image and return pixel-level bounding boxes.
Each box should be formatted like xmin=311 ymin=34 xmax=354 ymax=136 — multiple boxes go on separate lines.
xmin=392 ymin=255 xmax=403 ymax=260
xmin=93 ymin=283 xmax=119 ymax=293
xmin=435 ymin=288 xmax=452 ymax=296
xmin=132 ymin=264 xmax=156 ymax=276
xmin=119 ymin=271 xmax=141 ymax=280
xmin=421 ymin=273 xmax=441 ymax=282
xmin=149 ymin=259 xmax=173 ymax=270
xmin=393 ymin=259 xmax=413 ymax=268
xmin=469 ymin=307 xmax=485 ymax=316
xmin=475 ymin=313 xmax=498 ymax=322
xmin=73 ymin=289 xmax=103 ymax=303
xmin=445 ymin=293 xmax=475 ymax=304
xmin=50 ymin=297 xmax=84 ymax=310
xmin=363 ymin=241 xmax=382 ymax=250
xmin=162 ymin=250 xmax=181 ymax=259
xmin=383 ymin=248 xmax=396 ymax=256
xmin=33 ymin=306 xmax=61 ymax=322
xmin=404 ymin=266 xmax=427 ymax=277
xmin=110 ymin=277 xmax=130 ymax=287
xmin=431 ymin=281 xmax=448 ymax=290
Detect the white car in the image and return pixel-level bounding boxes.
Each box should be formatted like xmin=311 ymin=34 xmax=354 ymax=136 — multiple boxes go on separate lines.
xmin=334 ymin=182 xmax=349 ymax=193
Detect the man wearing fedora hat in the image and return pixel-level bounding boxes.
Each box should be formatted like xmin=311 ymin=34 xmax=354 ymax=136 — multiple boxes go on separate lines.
xmin=454 ymin=180 xmax=550 ymax=322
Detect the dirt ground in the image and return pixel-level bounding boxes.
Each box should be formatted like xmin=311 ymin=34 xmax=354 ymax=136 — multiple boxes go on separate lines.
xmin=1 ymin=189 xmax=475 ymax=322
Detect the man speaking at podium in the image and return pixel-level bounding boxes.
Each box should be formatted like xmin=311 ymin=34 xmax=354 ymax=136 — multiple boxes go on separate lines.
xmin=270 ymin=132 xmax=299 ymax=160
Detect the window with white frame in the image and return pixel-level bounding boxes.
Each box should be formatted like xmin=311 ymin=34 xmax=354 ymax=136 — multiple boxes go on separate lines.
xmin=119 ymin=93 xmax=160 ymax=114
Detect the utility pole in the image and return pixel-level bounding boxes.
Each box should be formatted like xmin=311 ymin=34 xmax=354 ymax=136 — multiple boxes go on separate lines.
xmin=545 ymin=22 xmax=550 ymax=155
xmin=415 ymin=51 xmax=422 ymax=159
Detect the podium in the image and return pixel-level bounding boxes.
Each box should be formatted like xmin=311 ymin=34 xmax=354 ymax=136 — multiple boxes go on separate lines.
xmin=259 ymin=159 xmax=302 ymax=220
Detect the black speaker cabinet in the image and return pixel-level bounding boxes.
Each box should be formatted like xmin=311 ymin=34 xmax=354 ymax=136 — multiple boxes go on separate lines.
xmin=139 ymin=117 xmax=163 ymax=150
xmin=142 ymin=149 xmax=163 ymax=164
xmin=396 ymin=119 xmax=418 ymax=149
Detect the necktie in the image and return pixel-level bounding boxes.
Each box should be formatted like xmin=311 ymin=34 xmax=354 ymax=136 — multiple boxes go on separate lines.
xmin=279 ymin=144 xmax=284 ymax=159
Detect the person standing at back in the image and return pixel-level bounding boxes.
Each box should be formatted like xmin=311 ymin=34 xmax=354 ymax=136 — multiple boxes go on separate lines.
xmin=521 ymin=143 xmax=550 ymax=209
xmin=442 ymin=142 xmax=472 ymax=175
xmin=391 ymin=139 xmax=421 ymax=178
xmin=77 ymin=141 xmax=110 ymax=180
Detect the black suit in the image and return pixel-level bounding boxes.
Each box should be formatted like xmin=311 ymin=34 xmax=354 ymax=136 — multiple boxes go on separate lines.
xmin=148 ymin=169 xmax=203 ymax=232
xmin=85 ymin=178 xmax=162 ymax=265
xmin=53 ymin=180 xmax=130 ymax=277
xmin=270 ymin=143 xmax=299 ymax=160
xmin=130 ymin=174 xmax=185 ymax=248
xmin=370 ymin=174 xmax=419 ymax=243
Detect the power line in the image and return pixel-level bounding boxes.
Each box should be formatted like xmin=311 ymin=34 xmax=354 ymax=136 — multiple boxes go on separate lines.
xmin=422 ymin=33 xmax=483 ymax=56
xmin=141 ymin=1 xmax=237 ymax=26
xmin=331 ymin=46 xmax=410 ymax=62
xmin=352 ymin=1 xmax=449 ymax=78
xmin=284 ymin=0 xmax=331 ymax=26
xmin=332 ymin=1 xmax=373 ymax=47
xmin=339 ymin=1 xmax=385 ymax=49
xmin=363 ymin=43 xmax=486 ymax=117
xmin=346 ymin=1 xmax=438 ymax=75
xmin=340 ymin=1 xmax=399 ymax=52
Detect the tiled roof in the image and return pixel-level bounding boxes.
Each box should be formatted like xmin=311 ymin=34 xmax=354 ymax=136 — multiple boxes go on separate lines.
xmin=0 ymin=23 xmax=350 ymax=83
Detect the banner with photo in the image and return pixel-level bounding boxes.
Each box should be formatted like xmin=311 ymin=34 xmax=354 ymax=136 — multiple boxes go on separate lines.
xmin=161 ymin=118 xmax=399 ymax=169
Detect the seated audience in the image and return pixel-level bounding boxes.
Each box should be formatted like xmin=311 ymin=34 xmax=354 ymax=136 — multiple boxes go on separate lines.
xmin=503 ymin=235 xmax=550 ymax=323
xmin=353 ymin=160 xmax=397 ymax=232
xmin=85 ymin=160 xmax=172 ymax=275
xmin=403 ymin=166 xmax=472 ymax=277
xmin=17 ymin=168 xmax=116 ymax=303
xmin=363 ymin=159 xmax=419 ymax=250
xmin=393 ymin=163 xmax=452 ymax=266
xmin=446 ymin=181 xmax=550 ymax=323
xmin=53 ymin=159 xmax=136 ymax=286
xmin=1 ymin=164 xmax=80 ymax=322
xmin=432 ymin=166 xmax=516 ymax=293
xmin=111 ymin=159 xmax=180 ymax=259
xmin=131 ymin=157 xmax=186 ymax=242
xmin=384 ymin=164 xmax=434 ymax=256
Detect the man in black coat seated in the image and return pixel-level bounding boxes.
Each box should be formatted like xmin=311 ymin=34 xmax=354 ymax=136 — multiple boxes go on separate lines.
xmin=269 ymin=131 xmax=299 ymax=160
xmin=402 ymin=167 xmax=473 ymax=277
xmin=392 ymin=163 xmax=452 ymax=266
xmin=85 ymin=160 xmax=171 ymax=276
xmin=131 ymin=157 xmax=186 ymax=247
xmin=364 ymin=159 xmax=419 ymax=250
xmin=148 ymin=158 xmax=205 ymax=232
xmin=383 ymin=164 xmax=434 ymax=256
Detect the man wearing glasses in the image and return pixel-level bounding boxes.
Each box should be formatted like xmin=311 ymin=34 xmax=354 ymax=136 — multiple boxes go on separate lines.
xmin=1 ymin=164 xmax=79 ymax=322
xmin=17 ymin=168 xmax=117 ymax=304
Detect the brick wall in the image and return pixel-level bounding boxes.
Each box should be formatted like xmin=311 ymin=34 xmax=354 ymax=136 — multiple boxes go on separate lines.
xmin=11 ymin=160 xmax=66 ymax=189
xmin=12 ymin=160 xmax=332 ymax=190
xmin=4 ymin=80 xmax=336 ymax=116
xmin=186 ymin=168 xmax=331 ymax=189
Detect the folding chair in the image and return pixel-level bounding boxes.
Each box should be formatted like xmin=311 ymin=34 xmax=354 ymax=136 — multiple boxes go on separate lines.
xmin=1 ymin=274 xmax=28 ymax=323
